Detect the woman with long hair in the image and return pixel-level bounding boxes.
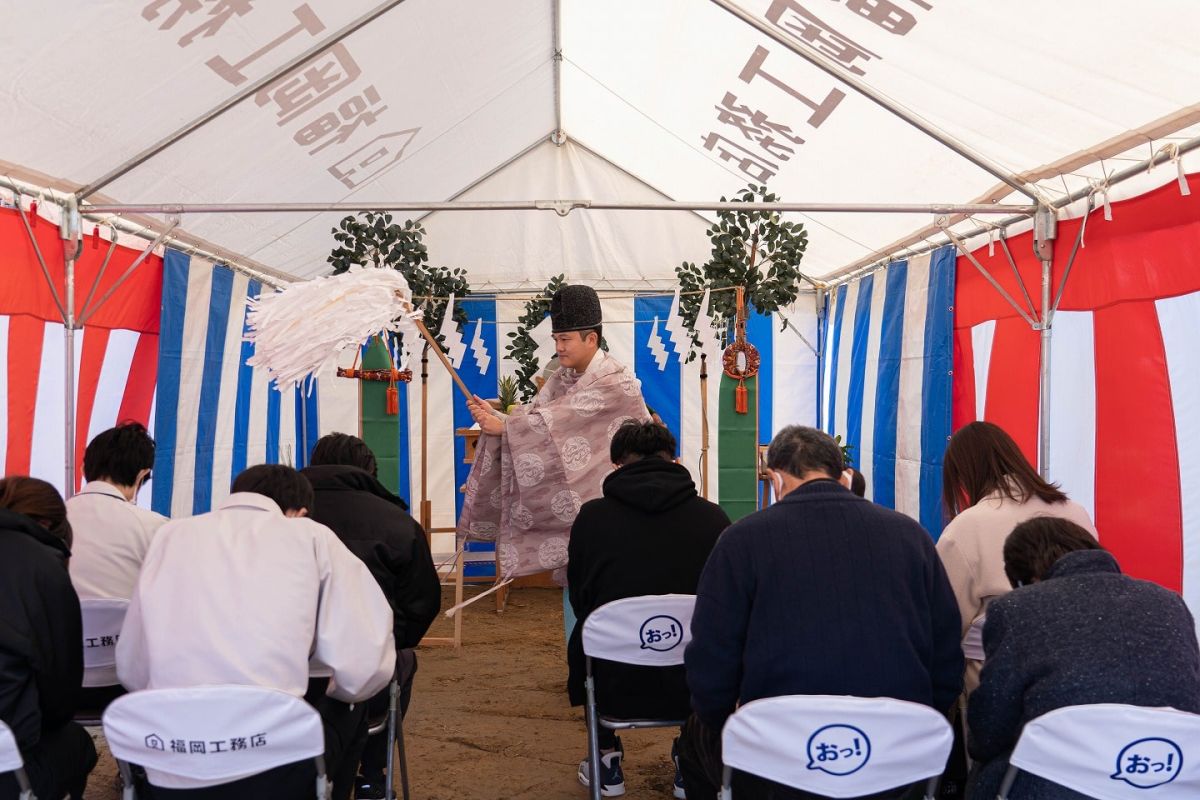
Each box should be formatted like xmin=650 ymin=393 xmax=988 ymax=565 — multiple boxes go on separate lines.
xmin=0 ymin=477 xmax=96 ymax=800
xmin=936 ymin=422 xmax=1096 ymax=693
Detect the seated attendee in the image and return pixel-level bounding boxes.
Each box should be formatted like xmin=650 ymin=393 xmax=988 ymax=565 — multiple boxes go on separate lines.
xmin=0 ymin=477 xmax=97 ymax=800
xmin=567 ymin=421 xmax=729 ymax=798
xmin=936 ymin=421 xmax=1097 ymax=694
xmin=968 ymin=517 xmax=1200 ymax=800
xmin=681 ymin=426 xmax=962 ymax=800
xmin=117 ymin=465 xmax=394 ymax=800
xmin=67 ymin=422 xmax=166 ymax=708
xmin=847 ymin=466 xmax=866 ymax=498
xmin=301 ymin=433 xmax=441 ymax=800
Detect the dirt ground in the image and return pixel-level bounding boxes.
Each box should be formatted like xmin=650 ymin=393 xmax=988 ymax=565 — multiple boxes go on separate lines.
xmin=84 ymin=586 xmax=680 ymax=799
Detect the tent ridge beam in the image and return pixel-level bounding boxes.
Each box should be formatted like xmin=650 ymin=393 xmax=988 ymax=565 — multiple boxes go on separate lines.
xmin=75 ymin=0 xmax=412 ymax=200
xmin=413 ymin=135 xmax=549 ymax=224
xmin=709 ymin=0 xmax=1040 ymax=202
xmin=81 ymin=200 xmax=1037 ymax=215
xmin=552 ymin=0 xmax=564 ymax=141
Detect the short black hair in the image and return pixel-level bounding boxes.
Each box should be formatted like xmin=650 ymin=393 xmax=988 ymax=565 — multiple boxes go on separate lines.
xmin=848 ymin=467 xmax=866 ymax=498
xmin=766 ymin=426 xmax=844 ymax=480
xmin=610 ymin=420 xmax=676 ymax=465
xmin=1003 ymin=516 xmax=1103 ymax=587
xmin=310 ymin=432 xmax=377 ymax=476
xmin=231 ymin=464 xmax=314 ymax=514
xmin=83 ymin=422 xmax=155 ymax=485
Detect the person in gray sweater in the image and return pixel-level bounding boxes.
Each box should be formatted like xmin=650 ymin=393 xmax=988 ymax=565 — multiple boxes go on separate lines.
xmin=968 ymin=517 xmax=1200 ymax=799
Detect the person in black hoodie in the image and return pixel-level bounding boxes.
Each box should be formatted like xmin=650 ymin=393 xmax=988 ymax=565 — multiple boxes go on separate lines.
xmin=301 ymin=433 xmax=441 ymax=800
xmin=568 ymin=421 xmax=729 ymax=799
xmin=0 ymin=477 xmax=97 ymax=800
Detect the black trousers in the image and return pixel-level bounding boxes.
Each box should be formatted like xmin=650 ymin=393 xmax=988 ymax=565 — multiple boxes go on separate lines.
xmin=139 ymin=683 xmax=369 ymax=800
xmin=678 ymin=714 xmax=920 ymax=800
xmin=359 ymin=649 xmax=417 ymax=779
xmin=0 ymin=721 xmax=98 ymax=800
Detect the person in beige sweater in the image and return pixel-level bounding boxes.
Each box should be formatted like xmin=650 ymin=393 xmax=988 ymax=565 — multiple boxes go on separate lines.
xmin=935 ymin=421 xmax=1097 ymax=694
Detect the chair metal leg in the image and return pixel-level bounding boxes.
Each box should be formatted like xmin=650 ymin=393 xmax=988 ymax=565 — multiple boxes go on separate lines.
xmin=117 ymin=758 xmax=136 ymax=800
xmin=996 ymin=764 xmax=1019 ymax=800
xmin=923 ymin=774 xmax=940 ymax=800
xmin=584 ymin=658 xmax=603 ymax=800
xmin=719 ymin=764 xmax=733 ymax=800
xmin=15 ymin=765 xmax=35 ymax=800
xmin=315 ymin=755 xmax=330 ymax=800
xmin=384 ymin=679 xmax=399 ymax=800
xmin=396 ymin=714 xmax=411 ymax=800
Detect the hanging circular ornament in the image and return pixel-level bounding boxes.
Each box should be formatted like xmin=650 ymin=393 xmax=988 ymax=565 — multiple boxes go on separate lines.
xmin=722 ymin=340 xmax=761 ymax=380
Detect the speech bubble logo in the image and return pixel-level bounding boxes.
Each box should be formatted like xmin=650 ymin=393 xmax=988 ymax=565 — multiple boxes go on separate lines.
xmin=806 ymin=724 xmax=871 ymax=776
xmin=638 ymin=615 xmax=683 ymax=651
xmin=1111 ymin=737 xmax=1183 ymax=789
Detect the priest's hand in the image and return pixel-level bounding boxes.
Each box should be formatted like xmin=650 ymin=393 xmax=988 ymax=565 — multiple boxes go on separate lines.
xmin=469 ymin=395 xmax=505 ymax=436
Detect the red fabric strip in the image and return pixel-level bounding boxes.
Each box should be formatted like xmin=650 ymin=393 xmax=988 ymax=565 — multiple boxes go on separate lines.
xmin=73 ymin=327 xmax=110 ymax=491
xmin=982 ymin=318 xmax=1040 ymax=467
xmin=6 ymin=316 xmax=46 ymax=475
xmin=1094 ymin=301 xmax=1182 ymax=591
xmin=117 ymin=332 xmax=159 ymax=426
xmin=952 ymin=327 xmax=976 ymax=431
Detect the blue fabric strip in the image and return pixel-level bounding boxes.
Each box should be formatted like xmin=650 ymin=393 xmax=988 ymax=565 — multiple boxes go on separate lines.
xmin=748 ymin=306 xmax=774 ymax=444
xmin=845 ymin=274 xmax=875 ymax=464
xmin=265 ymin=381 xmax=281 ymax=464
xmin=634 ymin=295 xmax=682 ymax=453
xmin=825 ymin=284 xmax=848 ymax=434
xmin=919 ymin=246 xmax=957 ymax=538
xmin=152 ymin=249 xmax=190 ymax=515
xmin=231 ymin=280 xmax=261 ymax=483
xmin=872 ymin=262 xmax=908 ymax=510
xmin=191 ymin=265 xmax=234 ymax=514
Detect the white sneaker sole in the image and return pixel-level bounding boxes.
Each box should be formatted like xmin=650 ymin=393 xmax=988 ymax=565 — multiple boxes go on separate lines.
xmin=577 ymin=768 xmax=626 ymax=797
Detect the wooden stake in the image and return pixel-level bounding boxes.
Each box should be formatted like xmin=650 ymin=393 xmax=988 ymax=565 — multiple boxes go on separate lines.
xmin=420 ymin=344 xmax=429 ymax=531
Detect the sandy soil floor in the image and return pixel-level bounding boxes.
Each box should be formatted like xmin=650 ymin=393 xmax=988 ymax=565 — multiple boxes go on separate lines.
xmin=84 ymin=586 xmax=680 ymax=800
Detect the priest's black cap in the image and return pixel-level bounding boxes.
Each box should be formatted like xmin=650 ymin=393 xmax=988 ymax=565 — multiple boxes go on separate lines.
xmin=550 ymin=284 xmax=602 ymax=333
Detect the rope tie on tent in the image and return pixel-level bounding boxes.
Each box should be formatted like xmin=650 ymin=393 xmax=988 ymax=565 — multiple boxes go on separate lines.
xmin=1090 ymin=179 xmax=1113 ymax=221
xmin=1164 ymin=143 xmax=1192 ymax=196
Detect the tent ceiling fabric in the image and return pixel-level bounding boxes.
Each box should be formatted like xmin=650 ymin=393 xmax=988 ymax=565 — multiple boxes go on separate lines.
xmin=2 ymin=0 xmax=1199 ymax=282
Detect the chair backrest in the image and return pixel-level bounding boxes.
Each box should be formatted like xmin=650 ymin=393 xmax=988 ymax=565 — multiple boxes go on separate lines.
xmin=961 ymin=615 xmax=986 ymax=662
xmin=581 ymin=594 xmax=696 ymax=667
xmin=102 ymin=685 xmax=325 ymax=790
xmin=1006 ymin=704 xmax=1200 ymax=800
xmin=721 ymin=695 xmax=953 ymax=799
xmin=0 ymin=719 xmax=23 ymax=774
xmin=80 ymin=598 xmax=129 ymax=688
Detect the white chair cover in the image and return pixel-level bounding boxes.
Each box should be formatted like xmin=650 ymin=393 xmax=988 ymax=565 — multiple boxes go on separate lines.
xmin=80 ymin=598 xmax=129 ymax=688
xmin=1007 ymin=704 xmax=1200 ymax=800
xmin=102 ymin=685 xmax=324 ymax=790
xmin=0 ymin=719 xmax=23 ymax=774
xmin=581 ymin=594 xmax=695 ymax=667
xmin=721 ymin=695 xmax=953 ymax=799
xmin=961 ymin=615 xmax=986 ymax=662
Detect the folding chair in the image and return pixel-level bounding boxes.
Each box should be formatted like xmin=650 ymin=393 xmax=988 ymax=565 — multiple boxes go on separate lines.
xmin=581 ymin=594 xmax=696 ymax=800
xmin=0 ymin=720 xmax=35 ymax=800
xmin=76 ymin=598 xmax=129 ymax=726
xmin=719 ymin=695 xmax=953 ymax=800
xmin=997 ymin=704 xmax=1200 ymax=800
xmin=102 ymin=685 xmax=329 ymax=799
xmin=364 ymin=677 xmax=410 ymax=800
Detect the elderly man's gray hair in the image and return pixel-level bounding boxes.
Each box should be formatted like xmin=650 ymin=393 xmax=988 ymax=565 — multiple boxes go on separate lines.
xmin=766 ymin=425 xmax=844 ymax=479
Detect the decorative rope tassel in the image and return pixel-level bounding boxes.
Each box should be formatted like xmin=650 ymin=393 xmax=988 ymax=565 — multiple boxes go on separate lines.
xmin=385 ymin=384 xmax=399 ymax=415
xmin=735 ymin=378 xmax=749 ymax=414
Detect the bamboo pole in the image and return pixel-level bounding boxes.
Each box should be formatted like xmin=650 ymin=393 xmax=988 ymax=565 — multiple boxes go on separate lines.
xmin=414 ymin=318 xmax=473 ymax=402
xmin=700 ymin=353 xmax=710 ymax=499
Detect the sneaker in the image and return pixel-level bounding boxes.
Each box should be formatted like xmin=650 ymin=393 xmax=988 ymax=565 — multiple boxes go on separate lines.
xmin=578 ymin=740 xmax=626 ymax=797
xmin=671 ymin=737 xmax=686 ymax=799
xmin=355 ymin=774 xmax=387 ymax=800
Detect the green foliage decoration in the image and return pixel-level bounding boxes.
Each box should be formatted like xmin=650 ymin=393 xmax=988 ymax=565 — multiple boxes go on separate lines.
xmin=675 ymin=184 xmax=809 ymax=359
xmin=505 ymin=274 xmax=566 ymax=402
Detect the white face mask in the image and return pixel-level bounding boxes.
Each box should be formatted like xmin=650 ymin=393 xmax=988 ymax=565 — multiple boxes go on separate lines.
xmin=771 ymin=473 xmax=785 ymax=499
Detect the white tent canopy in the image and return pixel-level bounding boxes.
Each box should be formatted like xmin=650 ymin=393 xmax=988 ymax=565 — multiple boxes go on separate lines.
xmin=2 ymin=0 xmax=1199 ymax=284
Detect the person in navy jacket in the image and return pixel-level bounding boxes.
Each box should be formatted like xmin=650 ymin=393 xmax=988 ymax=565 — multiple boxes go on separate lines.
xmin=680 ymin=426 xmax=963 ymax=800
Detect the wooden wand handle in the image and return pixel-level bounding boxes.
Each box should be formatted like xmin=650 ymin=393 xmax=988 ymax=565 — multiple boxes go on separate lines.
xmin=414 ymin=318 xmax=474 ymax=403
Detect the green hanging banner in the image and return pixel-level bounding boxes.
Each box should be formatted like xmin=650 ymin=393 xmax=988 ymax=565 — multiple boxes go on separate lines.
xmin=359 ymin=338 xmax=401 ymax=494
xmin=717 ymin=373 xmax=758 ymax=522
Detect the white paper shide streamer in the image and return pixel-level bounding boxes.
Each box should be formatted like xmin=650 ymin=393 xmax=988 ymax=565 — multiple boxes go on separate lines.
xmin=648 ymin=316 xmax=669 ymax=370
xmin=664 ymin=288 xmax=689 ymax=359
xmin=439 ymin=293 xmax=467 ymax=369
xmin=530 ymin=314 xmax=556 ymax=371
xmin=244 ymin=266 xmax=422 ymax=387
xmin=470 ymin=318 xmax=491 ymax=374
xmin=695 ymin=288 xmax=722 ymax=362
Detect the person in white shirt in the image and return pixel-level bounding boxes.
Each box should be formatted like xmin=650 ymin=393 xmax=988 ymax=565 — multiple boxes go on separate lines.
xmin=67 ymin=422 xmax=165 ymax=602
xmin=116 ymin=465 xmax=395 ymax=800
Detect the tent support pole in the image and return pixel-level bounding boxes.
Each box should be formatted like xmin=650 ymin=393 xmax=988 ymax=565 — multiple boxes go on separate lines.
xmin=76 ymin=0 xmax=413 ymax=200
xmin=998 ymin=235 xmax=1038 ymax=321
xmin=62 ymin=196 xmax=82 ymax=498
xmin=78 ymin=219 xmax=179 ymax=325
xmin=79 ymin=230 xmax=119 ymax=325
xmin=944 ymin=230 xmax=1039 ymax=329
xmin=13 ymin=191 xmax=67 ymax=321
xmin=552 ymin=0 xmax=564 ymax=143
xmin=1033 ymin=207 xmax=1057 ymax=480
xmin=708 ymin=0 xmax=1039 ymax=202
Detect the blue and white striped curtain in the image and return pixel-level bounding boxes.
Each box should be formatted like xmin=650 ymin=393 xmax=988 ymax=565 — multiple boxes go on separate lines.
xmin=819 ymin=246 xmax=956 ymax=537
xmin=153 ymin=249 xmax=320 ymax=517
